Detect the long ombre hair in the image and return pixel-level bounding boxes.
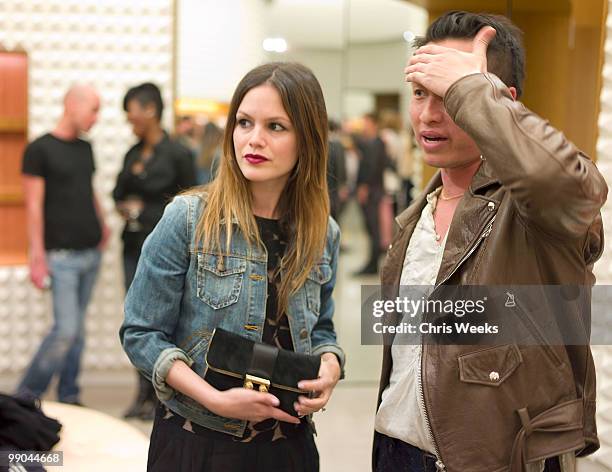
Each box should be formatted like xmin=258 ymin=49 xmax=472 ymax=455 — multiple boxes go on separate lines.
xmin=190 ymin=62 xmax=330 ymax=315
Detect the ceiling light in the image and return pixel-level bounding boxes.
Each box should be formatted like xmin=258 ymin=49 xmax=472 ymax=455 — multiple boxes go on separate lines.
xmin=263 ymin=37 xmax=288 ymax=53
xmin=403 ymin=31 xmax=415 ymax=42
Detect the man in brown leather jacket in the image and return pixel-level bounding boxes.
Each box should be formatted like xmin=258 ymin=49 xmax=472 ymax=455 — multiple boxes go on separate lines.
xmin=373 ymin=11 xmax=607 ymax=472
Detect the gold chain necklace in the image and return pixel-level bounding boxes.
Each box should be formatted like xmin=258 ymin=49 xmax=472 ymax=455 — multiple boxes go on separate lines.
xmin=439 ymin=190 xmax=465 ymax=201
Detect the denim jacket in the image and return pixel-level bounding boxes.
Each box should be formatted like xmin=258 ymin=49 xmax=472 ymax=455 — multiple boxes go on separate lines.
xmin=119 ymin=193 xmax=345 ymax=437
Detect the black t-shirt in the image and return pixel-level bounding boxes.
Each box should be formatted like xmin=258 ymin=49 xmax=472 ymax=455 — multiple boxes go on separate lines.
xmin=22 ymin=133 xmax=101 ymax=250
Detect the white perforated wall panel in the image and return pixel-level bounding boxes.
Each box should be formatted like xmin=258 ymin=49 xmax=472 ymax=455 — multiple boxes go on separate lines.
xmin=588 ymin=2 xmax=612 ymax=469
xmin=0 ymin=0 xmax=174 ymax=381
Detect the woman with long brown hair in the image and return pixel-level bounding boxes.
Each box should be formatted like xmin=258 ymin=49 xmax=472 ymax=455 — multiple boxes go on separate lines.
xmin=120 ymin=62 xmax=344 ymax=471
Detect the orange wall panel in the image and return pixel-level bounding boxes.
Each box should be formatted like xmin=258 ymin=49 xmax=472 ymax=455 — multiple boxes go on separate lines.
xmin=0 ymin=204 xmax=28 ymax=265
xmin=0 ymin=51 xmax=28 ymax=265
xmin=0 ymin=132 xmax=26 ymax=192
xmin=0 ymin=52 xmax=28 ymax=121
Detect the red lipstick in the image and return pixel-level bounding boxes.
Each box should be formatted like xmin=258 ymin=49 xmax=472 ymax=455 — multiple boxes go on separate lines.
xmin=244 ymin=153 xmax=268 ymax=164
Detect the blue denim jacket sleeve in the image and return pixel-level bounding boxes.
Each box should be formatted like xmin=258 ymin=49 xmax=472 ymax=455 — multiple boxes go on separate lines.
xmin=311 ymin=218 xmax=346 ymax=378
xmin=119 ymin=196 xmax=193 ymax=401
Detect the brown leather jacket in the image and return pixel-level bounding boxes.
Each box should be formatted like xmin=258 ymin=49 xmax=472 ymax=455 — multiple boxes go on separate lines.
xmin=376 ymin=73 xmax=608 ymax=472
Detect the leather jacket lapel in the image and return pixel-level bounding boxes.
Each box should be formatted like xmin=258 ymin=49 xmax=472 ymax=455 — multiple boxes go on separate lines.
xmin=435 ymin=162 xmax=501 ymax=286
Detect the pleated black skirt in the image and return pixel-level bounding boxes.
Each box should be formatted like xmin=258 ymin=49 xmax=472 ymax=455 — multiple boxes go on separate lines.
xmin=147 ymin=405 xmax=319 ymax=472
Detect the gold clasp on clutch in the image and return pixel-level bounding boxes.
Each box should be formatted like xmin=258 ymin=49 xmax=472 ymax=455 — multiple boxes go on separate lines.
xmin=244 ymin=374 xmax=270 ymax=393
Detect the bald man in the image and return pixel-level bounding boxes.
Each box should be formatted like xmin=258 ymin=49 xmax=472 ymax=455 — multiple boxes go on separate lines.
xmin=17 ymin=84 xmax=109 ymax=405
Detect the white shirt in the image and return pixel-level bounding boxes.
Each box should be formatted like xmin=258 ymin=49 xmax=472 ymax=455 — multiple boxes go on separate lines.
xmin=375 ymin=188 xmax=446 ymax=453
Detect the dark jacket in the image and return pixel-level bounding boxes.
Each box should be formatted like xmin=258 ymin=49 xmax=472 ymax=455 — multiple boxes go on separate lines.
xmin=356 ymin=135 xmax=390 ymax=191
xmin=113 ymin=132 xmax=196 ymax=248
xmin=376 ymin=73 xmax=608 ymax=472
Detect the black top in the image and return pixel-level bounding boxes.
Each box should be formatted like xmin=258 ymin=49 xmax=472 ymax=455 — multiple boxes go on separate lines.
xmin=112 ymin=132 xmax=196 ymax=249
xmin=21 ymin=133 xmax=101 ymax=250
xmin=257 ymin=216 xmax=294 ymax=352
xmin=327 ymin=138 xmax=347 ymax=196
xmin=356 ymin=135 xmax=391 ymax=190
xmin=241 ymin=216 xmax=302 ymax=442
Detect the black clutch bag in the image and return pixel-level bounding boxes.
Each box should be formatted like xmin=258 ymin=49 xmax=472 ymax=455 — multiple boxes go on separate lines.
xmin=204 ymin=328 xmax=321 ymax=417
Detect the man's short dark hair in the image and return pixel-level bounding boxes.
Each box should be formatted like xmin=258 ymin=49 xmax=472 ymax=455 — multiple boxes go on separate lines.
xmin=123 ymin=82 xmax=164 ymax=120
xmin=329 ymin=119 xmax=341 ymax=133
xmin=415 ymin=11 xmax=525 ymax=98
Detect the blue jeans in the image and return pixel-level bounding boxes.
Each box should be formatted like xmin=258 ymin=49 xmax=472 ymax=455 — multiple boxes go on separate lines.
xmin=17 ymin=248 xmax=101 ymax=402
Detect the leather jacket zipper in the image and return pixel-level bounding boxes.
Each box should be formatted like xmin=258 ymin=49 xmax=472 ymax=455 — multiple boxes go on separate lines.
xmin=419 ymin=213 xmax=497 ymax=471
xmin=434 ymin=214 xmax=496 ymax=291
xmin=417 ymin=348 xmax=446 ymax=470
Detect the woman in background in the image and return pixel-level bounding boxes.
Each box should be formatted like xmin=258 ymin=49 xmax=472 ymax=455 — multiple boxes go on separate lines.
xmin=113 ymin=82 xmax=196 ymax=420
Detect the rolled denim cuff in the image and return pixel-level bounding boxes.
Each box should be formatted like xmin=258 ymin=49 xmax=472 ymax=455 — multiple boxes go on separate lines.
xmin=152 ymin=347 xmax=193 ymax=401
xmin=312 ymin=343 xmax=346 ymax=380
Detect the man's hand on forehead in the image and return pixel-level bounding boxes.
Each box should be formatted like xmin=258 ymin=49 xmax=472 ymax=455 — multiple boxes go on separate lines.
xmin=404 ymin=26 xmax=496 ymax=98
